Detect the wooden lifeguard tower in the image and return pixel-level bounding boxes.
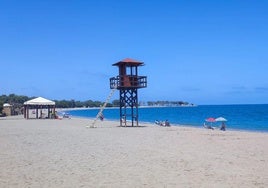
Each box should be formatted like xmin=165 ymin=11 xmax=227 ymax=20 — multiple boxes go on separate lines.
xmin=110 ymin=58 xmax=147 ymax=126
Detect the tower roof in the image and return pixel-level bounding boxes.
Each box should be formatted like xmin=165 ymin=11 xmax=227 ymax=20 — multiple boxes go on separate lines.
xmin=113 ymin=58 xmax=144 ymax=66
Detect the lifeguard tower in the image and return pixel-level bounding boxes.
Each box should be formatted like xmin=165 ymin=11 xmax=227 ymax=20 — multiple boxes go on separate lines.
xmin=110 ymin=58 xmax=147 ymax=126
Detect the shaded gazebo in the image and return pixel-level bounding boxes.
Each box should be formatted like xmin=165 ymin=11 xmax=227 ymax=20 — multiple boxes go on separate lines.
xmin=3 ymin=103 xmax=12 ymax=116
xmin=24 ymin=97 xmax=56 ymax=119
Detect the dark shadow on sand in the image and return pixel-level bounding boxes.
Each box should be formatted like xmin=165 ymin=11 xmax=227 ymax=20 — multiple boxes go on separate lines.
xmin=117 ymin=125 xmax=147 ymax=128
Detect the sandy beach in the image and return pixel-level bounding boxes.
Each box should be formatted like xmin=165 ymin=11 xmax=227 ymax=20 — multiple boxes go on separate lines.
xmin=0 ymin=116 xmax=268 ymax=188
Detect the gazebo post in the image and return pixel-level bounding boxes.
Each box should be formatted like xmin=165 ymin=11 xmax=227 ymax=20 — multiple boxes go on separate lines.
xmin=24 ymin=106 xmax=26 ymax=119
xmin=35 ymin=106 xmax=37 ymax=119
xmin=27 ymin=105 xmax=31 ymax=119
xmin=27 ymin=105 xmax=29 ymax=119
xmin=48 ymin=106 xmax=50 ymax=119
xmin=53 ymin=106 xmax=56 ymax=119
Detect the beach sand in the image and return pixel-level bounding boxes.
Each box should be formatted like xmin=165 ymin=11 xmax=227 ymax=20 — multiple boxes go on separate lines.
xmin=0 ymin=116 xmax=268 ymax=187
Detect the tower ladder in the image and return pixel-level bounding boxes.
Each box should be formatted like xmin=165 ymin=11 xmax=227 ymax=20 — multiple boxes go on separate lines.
xmin=87 ymin=87 xmax=117 ymax=128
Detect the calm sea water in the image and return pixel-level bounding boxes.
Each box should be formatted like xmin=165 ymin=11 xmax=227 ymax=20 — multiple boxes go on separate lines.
xmin=66 ymin=104 xmax=268 ymax=132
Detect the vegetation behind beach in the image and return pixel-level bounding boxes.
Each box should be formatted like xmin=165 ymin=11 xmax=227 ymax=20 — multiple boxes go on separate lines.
xmin=0 ymin=94 xmax=193 ymax=116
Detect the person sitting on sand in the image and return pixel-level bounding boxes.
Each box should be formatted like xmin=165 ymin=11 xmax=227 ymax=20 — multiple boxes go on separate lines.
xmin=220 ymin=122 xmax=226 ymax=131
xmin=203 ymin=122 xmax=214 ymax=130
xmin=164 ymin=120 xmax=170 ymax=127
xmin=155 ymin=120 xmax=160 ymax=125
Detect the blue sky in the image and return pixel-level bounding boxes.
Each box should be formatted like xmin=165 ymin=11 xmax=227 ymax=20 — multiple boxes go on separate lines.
xmin=1 ymin=0 xmax=268 ymax=105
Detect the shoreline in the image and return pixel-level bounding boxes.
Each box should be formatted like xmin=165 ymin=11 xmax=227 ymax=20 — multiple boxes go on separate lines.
xmin=62 ymin=105 xmax=268 ymax=133
xmin=65 ymin=114 xmax=268 ymax=134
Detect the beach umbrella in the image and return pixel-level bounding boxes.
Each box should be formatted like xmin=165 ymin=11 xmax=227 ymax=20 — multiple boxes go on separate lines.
xmin=204 ymin=117 xmax=216 ymax=128
xmin=215 ymin=117 xmax=227 ymax=122
xmin=206 ymin=117 xmax=216 ymax=122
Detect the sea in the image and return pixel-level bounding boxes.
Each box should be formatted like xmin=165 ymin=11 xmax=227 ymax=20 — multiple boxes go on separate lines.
xmin=65 ymin=104 xmax=268 ymax=132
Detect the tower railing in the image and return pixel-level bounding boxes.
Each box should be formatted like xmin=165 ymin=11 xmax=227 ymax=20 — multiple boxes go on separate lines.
xmin=110 ymin=75 xmax=147 ymax=89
